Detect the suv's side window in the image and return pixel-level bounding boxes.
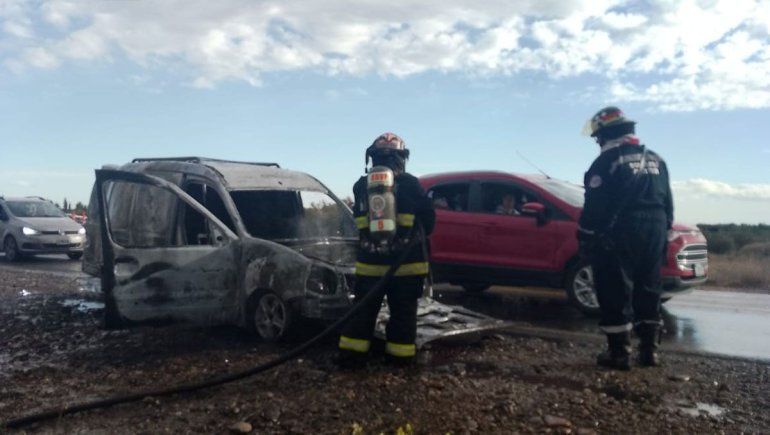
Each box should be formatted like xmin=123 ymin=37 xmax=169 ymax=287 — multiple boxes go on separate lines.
xmin=480 ymin=182 xmax=535 ymax=216
xmin=0 ymin=204 xmax=8 ymax=221
xmin=428 ymin=183 xmax=471 ymax=212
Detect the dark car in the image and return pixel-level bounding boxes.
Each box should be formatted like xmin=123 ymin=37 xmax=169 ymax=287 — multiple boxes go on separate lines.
xmin=420 ymin=171 xmax=708 ymax=314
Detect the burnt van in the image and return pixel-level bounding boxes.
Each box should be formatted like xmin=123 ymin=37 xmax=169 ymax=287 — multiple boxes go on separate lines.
xmin=83 ymin=157 xmax=357 ymax=341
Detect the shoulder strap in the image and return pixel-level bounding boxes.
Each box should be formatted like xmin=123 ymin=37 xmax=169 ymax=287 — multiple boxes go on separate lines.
xmin=606 ymin=145 xmax=647 ymax=232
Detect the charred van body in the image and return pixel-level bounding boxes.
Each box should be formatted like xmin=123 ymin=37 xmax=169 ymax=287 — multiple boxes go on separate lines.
xmin=83 ymin=157 xmax=358 ymax=341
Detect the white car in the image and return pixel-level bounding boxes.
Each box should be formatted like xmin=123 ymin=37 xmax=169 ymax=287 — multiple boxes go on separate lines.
xmin=0 ymin=196 xmax=86 ymax=261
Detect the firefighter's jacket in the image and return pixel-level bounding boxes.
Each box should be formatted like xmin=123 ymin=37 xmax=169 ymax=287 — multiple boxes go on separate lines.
xmin=578 ymin=135 xmax=674 ymax=240
xmin=353 ymin=172 xmax=435 ymax=277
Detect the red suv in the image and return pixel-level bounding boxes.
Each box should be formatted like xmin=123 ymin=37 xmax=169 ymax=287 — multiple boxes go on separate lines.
xmin=419 ymin=171 xmax=708 ymax=314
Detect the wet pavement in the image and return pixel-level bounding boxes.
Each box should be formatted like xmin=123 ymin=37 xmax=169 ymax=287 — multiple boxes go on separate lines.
xmin=2 ymin=253 xmax=769 ymax=362
xmin=433 ymin=285 xmax=770 ymax=362
xmin=0 ymin=253 xmax=82 ymax=275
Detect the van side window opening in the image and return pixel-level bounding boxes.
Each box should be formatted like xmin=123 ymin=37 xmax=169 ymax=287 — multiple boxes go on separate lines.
xmin=105 ymin=181 xmax=222 ymax=248
xmin=428 ymin=183 xmax=470 ymax=212
xmin=106 ymin=182 xmax=179 ymax=248
xmin=229 ymin=190 xmax=356 ymax=240
xmin=183 ymin=183 xmax=237 ymax=237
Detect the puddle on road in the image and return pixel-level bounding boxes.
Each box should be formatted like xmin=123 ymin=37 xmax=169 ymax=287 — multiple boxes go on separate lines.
xmin=435 ymin=287 xmax=770 ymax=362
xmin=672 ymin=401 xmax=726 ymax=419
xmin=77 ymin=276 xmax=102 ymax=293
xmin=60 ymin=299 xmax=104 ymax=313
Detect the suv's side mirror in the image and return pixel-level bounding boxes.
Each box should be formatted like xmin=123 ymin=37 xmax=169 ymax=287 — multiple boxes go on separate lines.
xmin=521 ymin=202 xmax=545 ymax=216
xmin=521 ymin=202 xmax=548 ymax=225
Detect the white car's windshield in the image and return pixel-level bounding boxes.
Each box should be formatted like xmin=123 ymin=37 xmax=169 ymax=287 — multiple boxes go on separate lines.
xmin=532 ymin=179 xmax=585 ymax=207
xmin=6 ymin=201 xmax=66 ymax=218
xmin=229 ymin=190 xmax=357 ymax=241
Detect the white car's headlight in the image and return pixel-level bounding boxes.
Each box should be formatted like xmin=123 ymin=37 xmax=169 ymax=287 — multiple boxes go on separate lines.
xmin=22 ymin=227 xmax=40 ymax=236
xmin=78 ymin=227 xmax=86 ymax=235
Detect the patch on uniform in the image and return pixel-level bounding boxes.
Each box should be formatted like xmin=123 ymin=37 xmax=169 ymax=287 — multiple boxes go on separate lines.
xmin=589 ymin=175 xmax=603 ymax=188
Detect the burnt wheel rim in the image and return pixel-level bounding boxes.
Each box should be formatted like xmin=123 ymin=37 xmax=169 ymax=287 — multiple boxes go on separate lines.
xmin=253 ymin=294 xmax=286 ymax=340
xmin=573 ymin=265 xmax=598 ymax=309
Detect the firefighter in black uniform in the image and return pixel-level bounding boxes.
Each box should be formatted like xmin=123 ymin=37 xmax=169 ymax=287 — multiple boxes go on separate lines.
xmin=338 ymin=132 xmax=435 ymax=365
xmin=578 ymin=107 xmax=674 ymax=370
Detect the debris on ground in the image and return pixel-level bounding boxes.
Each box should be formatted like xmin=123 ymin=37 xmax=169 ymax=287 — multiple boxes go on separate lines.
xmin=1 ymin=269 xmax=768 ymax=433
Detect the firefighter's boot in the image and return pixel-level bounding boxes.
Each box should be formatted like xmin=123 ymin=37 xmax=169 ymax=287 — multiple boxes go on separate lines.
xmin=596 ymin=331 xmax=631 ymax=371
xmin=635 ymin=323 xmax=661 ymax=367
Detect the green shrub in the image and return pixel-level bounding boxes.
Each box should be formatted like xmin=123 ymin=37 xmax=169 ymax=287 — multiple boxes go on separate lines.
xmin=739 ymin=242 xmax=770 ymax=258
xmin=732 ymin=232 xmax=756 ymax=250
xmin=706 ymin=233 xmax=735 ymax=254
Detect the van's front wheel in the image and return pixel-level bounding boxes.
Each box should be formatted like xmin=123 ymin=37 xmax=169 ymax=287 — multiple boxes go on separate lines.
xmin=248 ymin=291 xmax=296 ymax=342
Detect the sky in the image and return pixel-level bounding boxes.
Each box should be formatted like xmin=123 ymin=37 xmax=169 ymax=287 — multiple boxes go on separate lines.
xmin=1 ymin=0 xmax=769 ymax=225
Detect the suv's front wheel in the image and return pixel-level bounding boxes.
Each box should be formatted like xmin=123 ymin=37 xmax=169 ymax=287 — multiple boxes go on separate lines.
xmin=4 ymin=236 xmax=22 ymax=262
xmin=565 ymin=260 xmax=600 ymax=316
xmin=248 ymin=291 xmax=297 ymax=342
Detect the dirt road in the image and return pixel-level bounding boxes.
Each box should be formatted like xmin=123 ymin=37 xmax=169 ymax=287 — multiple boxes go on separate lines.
xmin=1 ymin=267 xmax=768 ymax=433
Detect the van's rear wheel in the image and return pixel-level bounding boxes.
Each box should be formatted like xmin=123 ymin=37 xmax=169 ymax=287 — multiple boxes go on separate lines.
xmin=565 ymin=260 xmax=600 ymax=316
xmin=248 ymin=291 xmax=296 ymax=342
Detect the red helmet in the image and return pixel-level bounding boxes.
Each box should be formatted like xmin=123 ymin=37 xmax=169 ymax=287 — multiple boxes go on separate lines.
xmin=365 ymin=132 xmax=409 ymax=164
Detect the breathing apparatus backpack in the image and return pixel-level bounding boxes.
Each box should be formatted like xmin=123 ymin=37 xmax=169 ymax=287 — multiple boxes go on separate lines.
xmin=366 ymin=165 xmax=398 ymax=253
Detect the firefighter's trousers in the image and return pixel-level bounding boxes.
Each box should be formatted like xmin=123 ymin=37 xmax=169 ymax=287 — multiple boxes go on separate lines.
xmin=339 ymin=275 xmax=423 ymax=359
xmin=592 ymin=210 xmax=667 ymax=335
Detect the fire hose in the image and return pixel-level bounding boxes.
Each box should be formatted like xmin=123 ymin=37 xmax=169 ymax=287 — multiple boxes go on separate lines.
xmin=3 ymin=234 xmax=424 ymax=430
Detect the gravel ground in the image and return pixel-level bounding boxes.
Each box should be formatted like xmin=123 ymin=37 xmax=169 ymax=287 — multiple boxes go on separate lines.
xmin=1 ymin=269 xmax=768 ymax=434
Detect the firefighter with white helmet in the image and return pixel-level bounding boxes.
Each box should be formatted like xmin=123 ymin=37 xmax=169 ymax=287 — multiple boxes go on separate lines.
xmin=579 ymin=107 xmax=674 ymax=370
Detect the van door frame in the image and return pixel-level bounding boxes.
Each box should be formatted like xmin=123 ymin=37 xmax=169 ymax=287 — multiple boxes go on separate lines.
xmin=95 ymin=168 xmax=239 ymax=328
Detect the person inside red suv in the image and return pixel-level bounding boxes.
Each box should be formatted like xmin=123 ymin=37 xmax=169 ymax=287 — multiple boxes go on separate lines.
xmin=495 ymin=194 xmax=520 ymax=216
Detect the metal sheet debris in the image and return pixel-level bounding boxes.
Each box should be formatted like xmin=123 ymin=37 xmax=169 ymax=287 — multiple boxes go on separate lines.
xmin=376 ymin=297 xmax=509 ymax=347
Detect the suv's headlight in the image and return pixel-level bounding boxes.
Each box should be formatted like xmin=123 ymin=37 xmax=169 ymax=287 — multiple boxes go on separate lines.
xmin=22 ymin=227 xmax=40 ymax=236
xmin=306 ymin=266 xmax=338 ymax=295
xmin=78 ymin=227 xmax=86 ymax=235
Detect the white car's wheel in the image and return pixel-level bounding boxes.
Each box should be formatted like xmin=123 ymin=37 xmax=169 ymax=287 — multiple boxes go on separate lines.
xmin=4 ymin=236 xmax=22 ymax=262
xmin=566 ymin=261 xmax=600 ymax=316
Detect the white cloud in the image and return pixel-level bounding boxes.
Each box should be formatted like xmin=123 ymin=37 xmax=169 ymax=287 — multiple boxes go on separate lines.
xmin=673 ymin=179 xmax=770 ymax=202
xmin=1 ymin=0 xmax=769 ymax=111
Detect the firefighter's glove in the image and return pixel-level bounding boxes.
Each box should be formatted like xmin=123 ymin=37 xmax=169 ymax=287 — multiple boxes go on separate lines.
xmin=577 ymin=231 xmax=614 ymax=259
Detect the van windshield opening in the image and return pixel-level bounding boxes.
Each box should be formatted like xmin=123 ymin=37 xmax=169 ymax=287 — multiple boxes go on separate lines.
xmin=229 ymin=190 xmax=356 ymax=241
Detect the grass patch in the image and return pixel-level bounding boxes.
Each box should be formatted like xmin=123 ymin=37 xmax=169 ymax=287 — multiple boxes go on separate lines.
xmin=706 ymin=246 xmax=770 ymax=290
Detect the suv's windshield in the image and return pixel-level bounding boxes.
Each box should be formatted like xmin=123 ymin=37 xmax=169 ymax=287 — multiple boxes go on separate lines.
xmin=532 ymin=179 xmax=585 ymax=207
xmin=6 ymin=201 xmax=66 ymax=218
xmin=230 ymin=190 xmax=356 ymax=241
